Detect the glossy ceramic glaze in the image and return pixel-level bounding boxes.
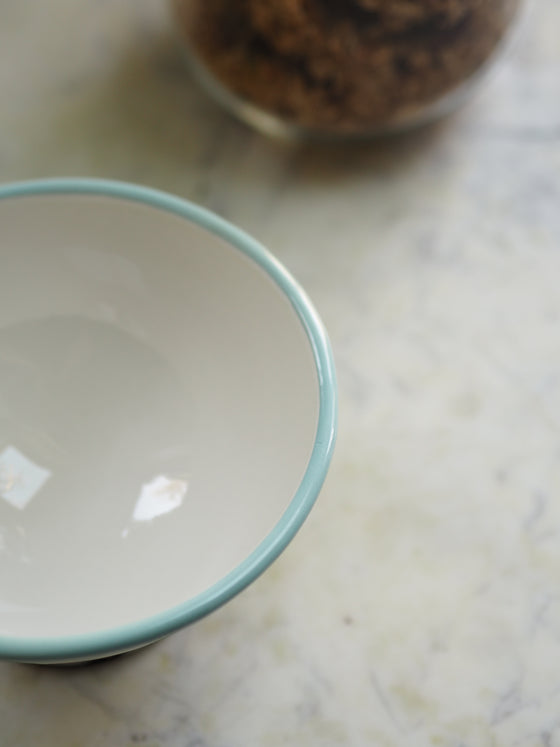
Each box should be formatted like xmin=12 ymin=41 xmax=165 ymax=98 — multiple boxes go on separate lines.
xmin=0 ymin=180 xmax=336 ymax=663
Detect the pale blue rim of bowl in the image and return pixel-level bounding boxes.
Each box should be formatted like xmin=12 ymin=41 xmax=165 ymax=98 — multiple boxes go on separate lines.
xmin=0 ymin=178 xmax=337 ymax=662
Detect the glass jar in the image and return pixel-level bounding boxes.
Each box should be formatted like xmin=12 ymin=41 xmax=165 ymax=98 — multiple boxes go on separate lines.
xmin=171 ymin=0 xmax=523 ymax=139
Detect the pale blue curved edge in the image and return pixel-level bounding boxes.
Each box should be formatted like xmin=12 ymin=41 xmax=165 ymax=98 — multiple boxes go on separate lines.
xmin=0 ymin=178 xmax=337 ymax=662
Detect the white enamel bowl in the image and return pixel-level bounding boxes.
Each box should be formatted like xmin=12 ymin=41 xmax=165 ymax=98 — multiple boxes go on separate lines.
xmin=0 ymin=179 xmax=336 ymax=663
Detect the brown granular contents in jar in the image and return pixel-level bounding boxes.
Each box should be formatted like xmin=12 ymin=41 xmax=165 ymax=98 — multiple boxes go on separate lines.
xmin=174 ymin=0 xmax=519 ymax=134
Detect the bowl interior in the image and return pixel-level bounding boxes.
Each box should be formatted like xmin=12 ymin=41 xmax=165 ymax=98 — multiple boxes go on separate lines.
xmin=0 ymin=190 xmax=321 ymax=641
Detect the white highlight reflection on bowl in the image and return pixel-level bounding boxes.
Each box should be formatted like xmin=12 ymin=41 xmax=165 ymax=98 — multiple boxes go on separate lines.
xmin=132 ymin=475 xmax=189 ymax=523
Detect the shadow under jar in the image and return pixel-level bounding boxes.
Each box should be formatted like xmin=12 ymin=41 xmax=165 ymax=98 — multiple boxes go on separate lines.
xmin=171 ymin=0 xmax=522 ymax=139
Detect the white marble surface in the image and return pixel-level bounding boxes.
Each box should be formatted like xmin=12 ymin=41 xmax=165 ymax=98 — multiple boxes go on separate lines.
xmin=1 ymin=0 xmax=560 ymax=744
